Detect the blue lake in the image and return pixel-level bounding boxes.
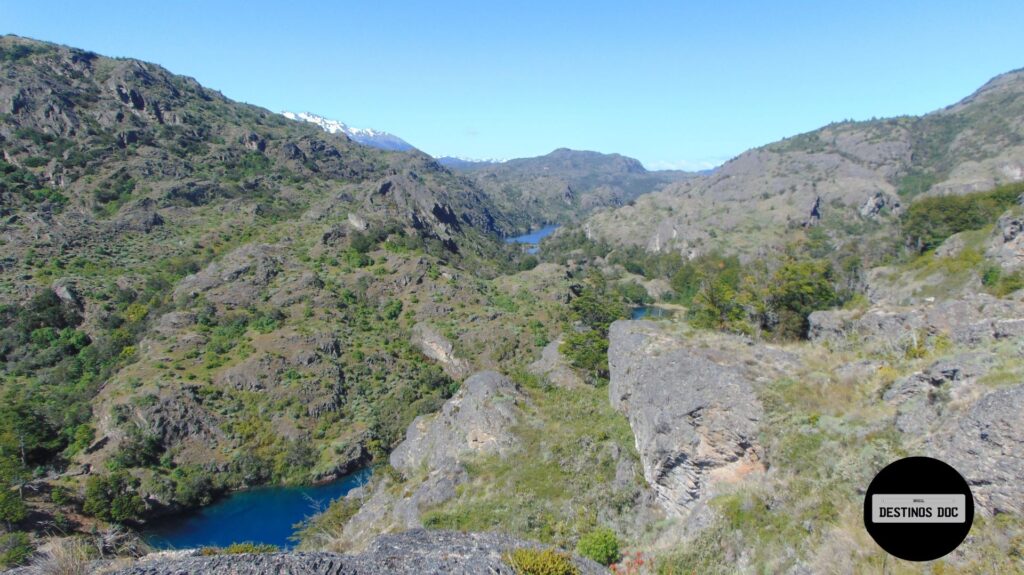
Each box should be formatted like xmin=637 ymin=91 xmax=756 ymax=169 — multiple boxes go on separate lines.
xmin=143 ymin=468 xmax=371 ymax=550
xmin=505 ymin=225 xmax=559 ymax=253
xmin=631 ymin=306 xmax=674 ymax=320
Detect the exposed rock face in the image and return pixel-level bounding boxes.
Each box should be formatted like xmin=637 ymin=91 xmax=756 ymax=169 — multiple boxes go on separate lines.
xmin=390 ymin=371 xmax=520 ymax=472
xmin=859 ymin=191 xmax=898 ymax=218
xmin=75 ymin=530 xmax=606 ymax=575
xmin=883 ymin=353 xmax=995 ymax=435
xmin=528 ymin=335 xmax=584 ymax=388
xmin=173 ymin=244 xmax=283 ymax=308
xmin=410 ymin=323 xmax=471 ymax=379
xmin=926 ymin=384 xmax=1024 ymax=516
xmin=808 ymin=294 xmax=1024 ymax=347
xmin=607 ymin=320 xmax=780 ymax=517
xmin=339 ymin=372 xmax=522 ymax=549
xmin=987 ymin=209 xmax=1024 ymax=271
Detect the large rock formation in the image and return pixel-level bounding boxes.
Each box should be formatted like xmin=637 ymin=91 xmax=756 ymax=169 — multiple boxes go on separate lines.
xmin=808 ymin=293 xmax=1024 ymax=347
xmin=338 ymin=372 xmax=522 ymax=549
xmin=926 ymin=383 xmax=1024 ymax=516
xmin=987 ymin=207 xmax=1024 ymax=272
xmin=607 ymin=321 xmax=791 ymax=518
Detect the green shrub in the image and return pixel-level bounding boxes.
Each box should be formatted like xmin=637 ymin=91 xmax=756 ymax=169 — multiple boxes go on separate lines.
xmin=293 ymin=496 xmax=364 ymax=548
xmin=381 ymin=299 xmax=403 ymax=320
xmin=982 ymin=265 xmax=1024 ymax=297
xmin=575 ymin=527 xmax=621 ymax=566
xmin=503 ymin=547 xmax=580 ymax=575
xmin=109 ymin=425 xmax=163 ymax=469
xmin=560 ymin=271 xmax=626 ymax=383
xmin=687 ymin=275 xmax=748 ymax=332
xmin=200 ymin=542 xmax=277 ymax=555
xmin=0 ymin=532 xmax=34 ymax=567
xmin=518 ymin=255 xmax=540 ymax=271
xmin=82 ymin=471 xmax=145 ymax=523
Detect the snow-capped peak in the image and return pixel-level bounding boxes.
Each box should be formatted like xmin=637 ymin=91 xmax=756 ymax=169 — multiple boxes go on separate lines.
xmin=281 ymin=111 xmax=415 ymax=152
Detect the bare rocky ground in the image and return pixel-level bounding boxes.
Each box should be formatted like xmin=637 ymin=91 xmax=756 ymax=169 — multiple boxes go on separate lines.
xmin=4 ymin=530 xmax=606 ymax=575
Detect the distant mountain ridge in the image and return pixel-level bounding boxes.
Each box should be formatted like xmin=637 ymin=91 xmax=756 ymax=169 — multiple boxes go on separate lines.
xmin=582 ymin=67 xmax=1024 ymax=257
xmin=454 ymin=148 xmax=693 ymax=231
xmin=436 ymin=156 xmax=506 ymax=169
xmin=282 ymin=111 xmax=416 ymax=152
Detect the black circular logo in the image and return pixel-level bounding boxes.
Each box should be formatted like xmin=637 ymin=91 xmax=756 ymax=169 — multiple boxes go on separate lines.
xmin=863 ymin=456 xmax=974 ymax=561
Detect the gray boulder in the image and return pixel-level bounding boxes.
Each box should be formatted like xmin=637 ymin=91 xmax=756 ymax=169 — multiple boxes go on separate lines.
xmin=607 ymin=321 xmax=775 ymax=517
xmin=410 ymin=323 xmax=471 ymax=380
xmin=987 ymin=209 xmax=1024 ymax=271
xmin=528 ymin=335 xmax=584 ymax=388
xmin=884 ymin=353 xmax=995 ymax=435
xmin=173 ymin=243 xmax=283 ymax=308
xmin=389 ymin=371 xmax=520 ymax=473
xmin=926 ymin=383 xmax=1024 ymax=515
xmin=339 ymin=372 xmax=522 ymax=550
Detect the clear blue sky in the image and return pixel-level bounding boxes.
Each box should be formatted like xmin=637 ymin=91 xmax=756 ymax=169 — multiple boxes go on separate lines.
xmin=3 ymin=1 xmax=1024 ymax=169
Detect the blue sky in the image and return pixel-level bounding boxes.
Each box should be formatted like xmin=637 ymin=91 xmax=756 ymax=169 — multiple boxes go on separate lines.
xmin=3 ymin=1 xmax=1024 ymax=169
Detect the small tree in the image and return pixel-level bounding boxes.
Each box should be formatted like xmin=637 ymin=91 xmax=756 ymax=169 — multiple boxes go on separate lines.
xmin=561 ymin=271 xmax=626 ymax=384
xmin=768 ymin=260 xmax=837 ymax=340
xmin=0 ymin=456 xmax=27 ymax=529
xmin=83 ymin=471 xmax=145 ymax=524
xmin=688 ymin=276 xmax=747 ymax=332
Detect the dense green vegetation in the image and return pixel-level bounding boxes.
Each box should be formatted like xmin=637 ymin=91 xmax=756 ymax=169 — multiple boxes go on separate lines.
xmin=82 ymin=471 xmax=146 ymax=523
xmin=0 ymin=532 xmax=34 ymax=568
xmin=902 ymin=182 xmax=1023 ymax=251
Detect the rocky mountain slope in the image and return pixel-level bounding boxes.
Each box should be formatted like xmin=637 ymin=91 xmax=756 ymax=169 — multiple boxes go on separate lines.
xmin=0 ymin=33 xmax=514 ymax=307
xmin=452 ymin=148 xmax=691 ymax=231
xmin=0 ymin=34 xmax=558 ymax=537
xmin=582 ymin=69 xmax=1024 ymax=257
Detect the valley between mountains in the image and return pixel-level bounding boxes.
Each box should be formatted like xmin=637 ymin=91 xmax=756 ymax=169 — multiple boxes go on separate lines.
xmin=1 ymin=35 xmax=1023 ymax=574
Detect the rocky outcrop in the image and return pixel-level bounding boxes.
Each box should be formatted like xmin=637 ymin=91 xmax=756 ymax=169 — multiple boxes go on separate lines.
xmin=986 ymin=208 xmax=1024 ymax=272
xmin=15 ymin=530 xmax=605 ymax=575
xmin=173 ymin=244 xmax=283 ymax=308
xmin=410 ymin=323 xmax=471 ymax=379
xmin=528 ymin=335 xmax=584 ymax=388
xmin=338 ymin=372 xmax=522 ymax=549
xmin=390 ymin=371 xmax=520 ymax=472
xmin=808 ymin=294 xmax=1024 ymax=347
xmin=859 ymin=191 xmax=899 ymax=218
xmin=883 ymin=353 xmax=995 ymax=435
xmin=926 ymin=383 xmax=1024 ymax=516
xmin=607 ymin=321 xmax=787 ymax=518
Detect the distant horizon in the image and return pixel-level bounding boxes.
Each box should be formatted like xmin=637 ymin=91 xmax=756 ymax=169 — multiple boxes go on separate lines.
xmin=3 ymin=1 xmax=1024 ymax=170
